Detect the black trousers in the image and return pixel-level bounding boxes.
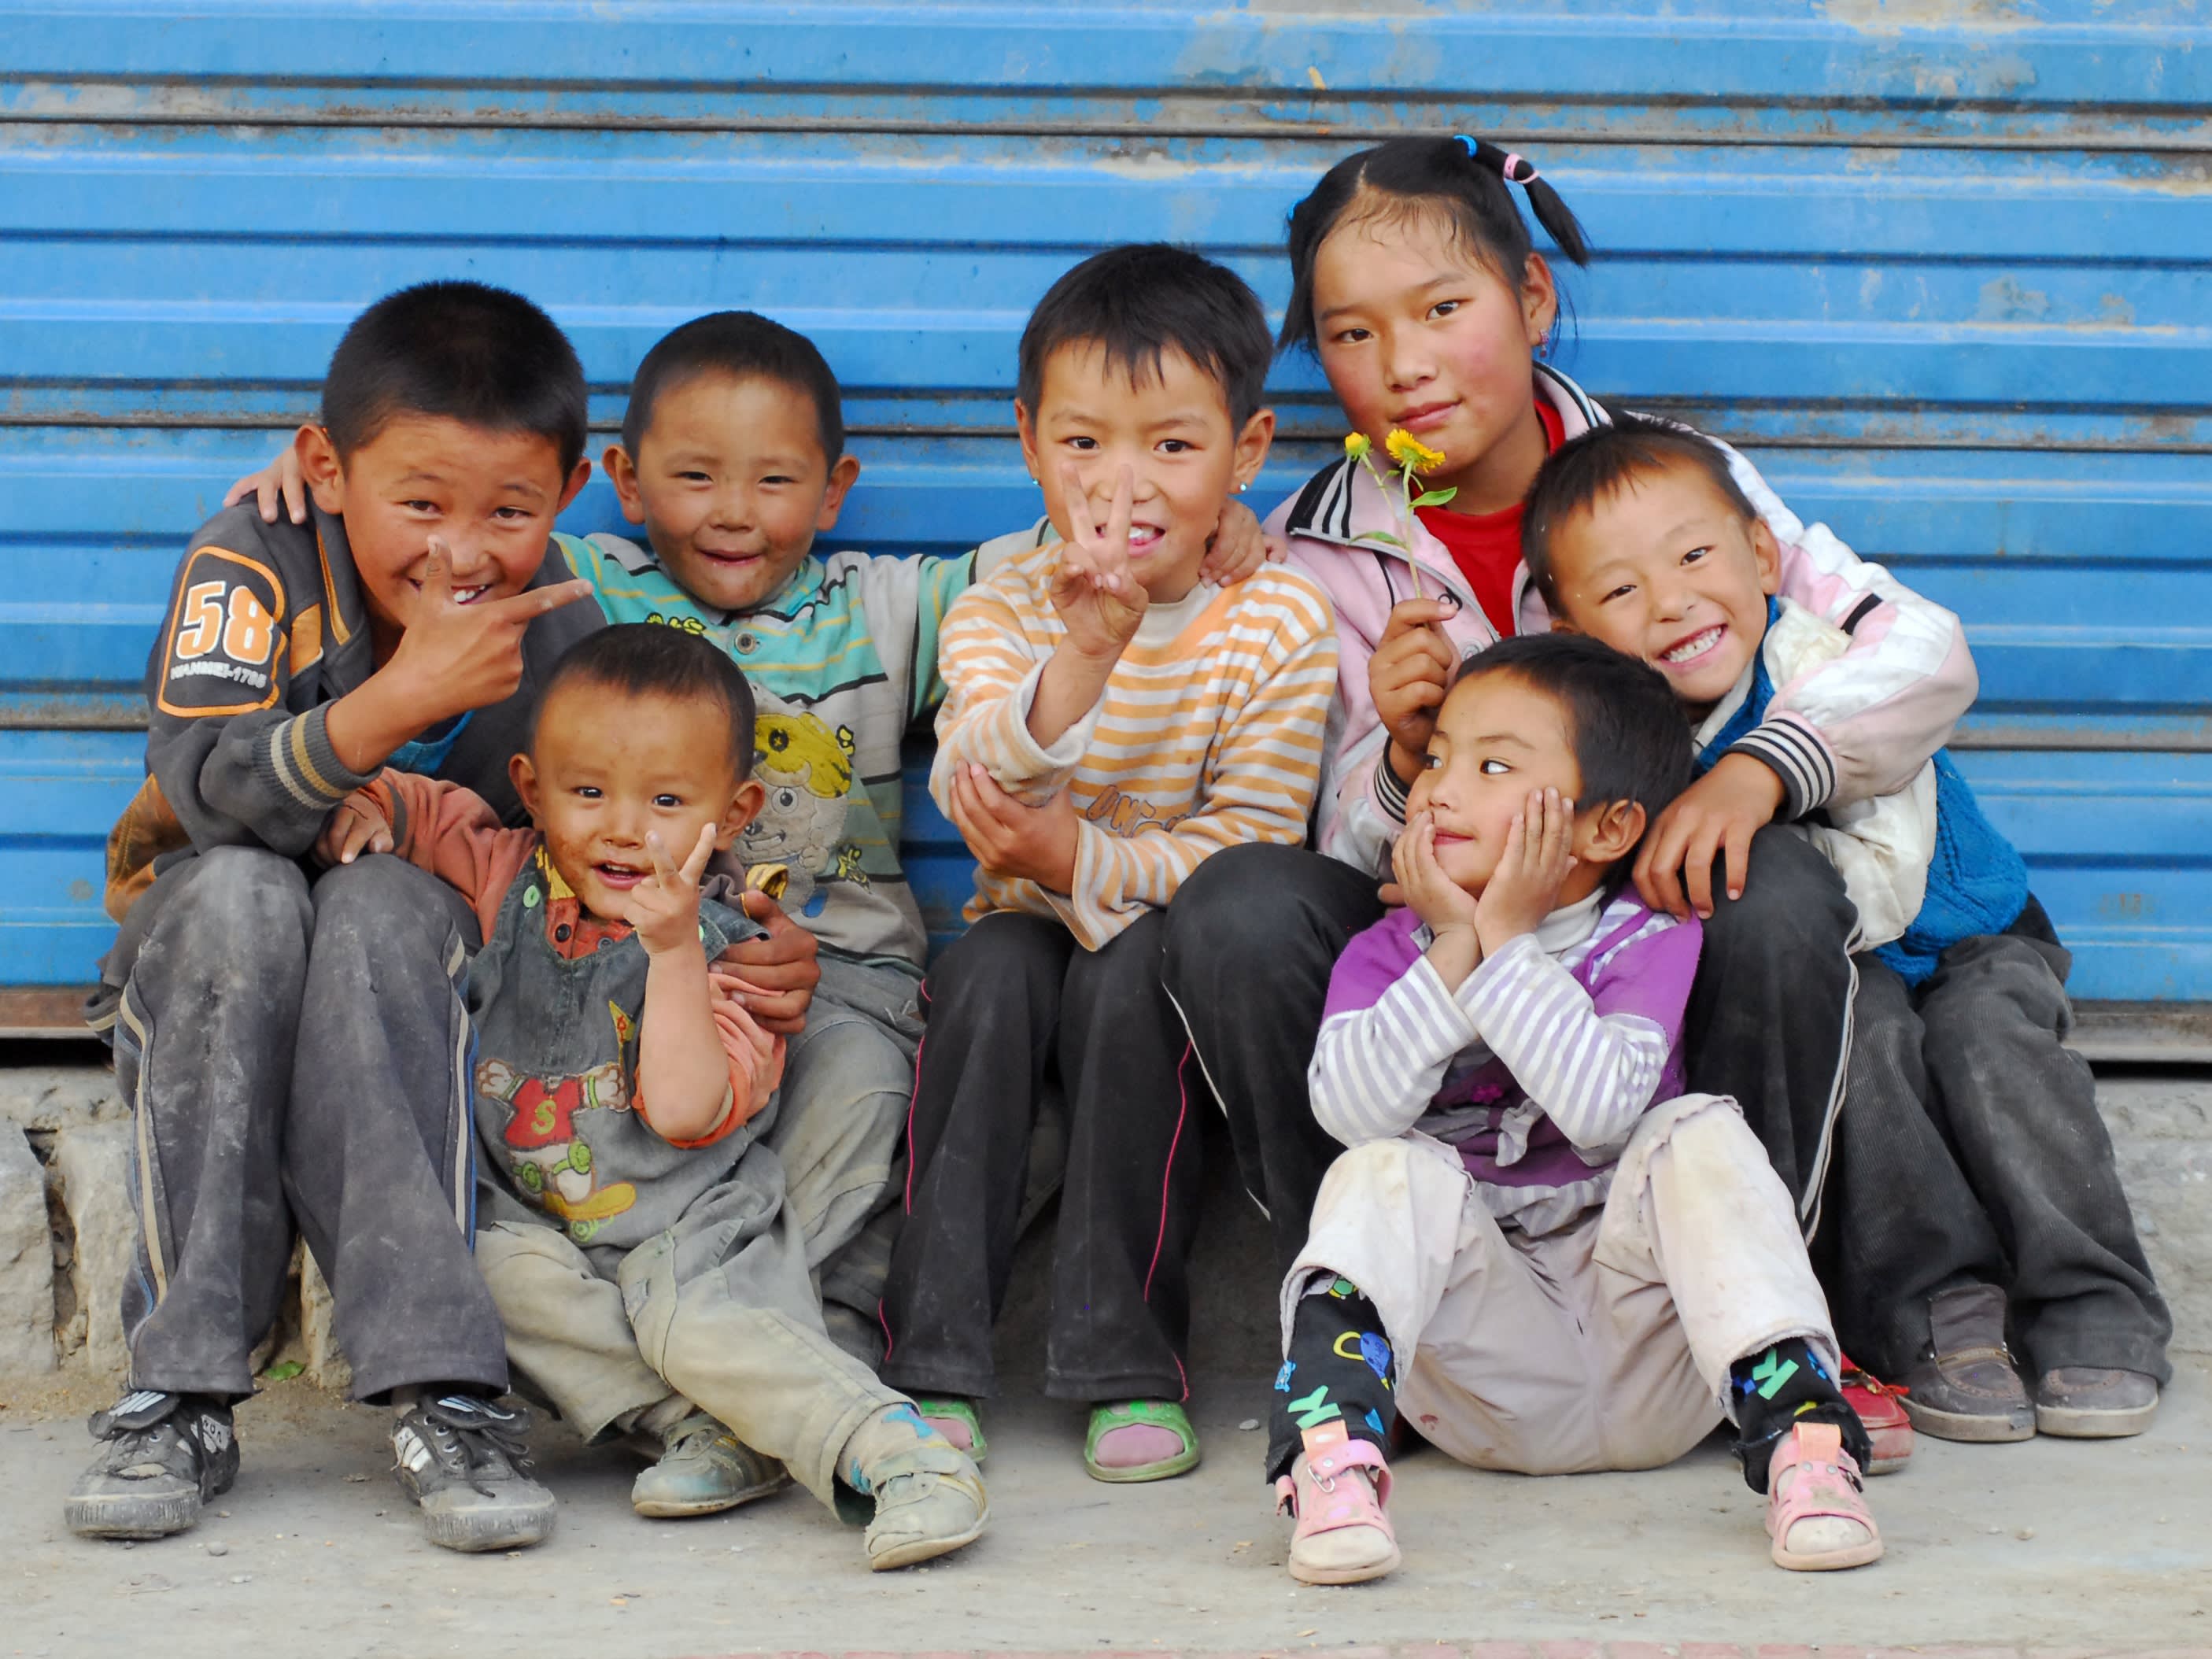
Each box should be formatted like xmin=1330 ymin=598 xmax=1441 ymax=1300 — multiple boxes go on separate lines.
xmin=1678 ymin=826 xmax=1861 ymax=1240
xmin=878 ymin=909 xmax=1202 ymax=1403
xmin=1161 ymin=826 xmax=1859 ymax=1281
xmin=115 ymin=847 xmax=509 ymax=1404
xmin=1826 ymin=911 xmax=2170 ymax=1382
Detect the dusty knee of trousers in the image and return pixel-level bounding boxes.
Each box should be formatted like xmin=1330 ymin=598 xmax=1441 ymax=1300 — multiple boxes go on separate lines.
xmin=1162 ymin=841 xmax=1317 ymax=988
xmin=1631 ymin=1092 xmax=1760 ymax=1173
xmin=1311 ymin=1136 xmax=1430 ymax=1213
xmin=1704 ymin=827 xmax=1855 ymax=965
xmin=162 ymin=845 xmax=313 ymax=972
xmin=309 ymin=853 xmax=461 ymax=966
xmin=1920 ymin=933 xmax=2070 ymax=1040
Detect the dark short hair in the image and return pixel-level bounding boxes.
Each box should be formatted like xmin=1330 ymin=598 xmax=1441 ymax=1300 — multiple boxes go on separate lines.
xmin=620 ymin=311 xmax=844 ymax=463
xmin=535 ymin=623 xmax=757 ymax=775
xmin=1520 ymin=414 xmax=1762 ymax=609
xmin=1017 ymin=243 xmax=1272 ymax=428
xmin=1448 ymin=631 xmax=1691 ymax=854
xmin=322 ymin=281 xmax=588 ymax=477
xmin=1281 ymin=135 xmax=1591 ymax=357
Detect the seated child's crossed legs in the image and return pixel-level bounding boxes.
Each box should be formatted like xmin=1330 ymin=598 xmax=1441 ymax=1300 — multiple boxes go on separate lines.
xmin=476 ymin=1155 xmax=986 ymax=1572
xmin=1269 ymin=1097 xmax=1882 ymax=1583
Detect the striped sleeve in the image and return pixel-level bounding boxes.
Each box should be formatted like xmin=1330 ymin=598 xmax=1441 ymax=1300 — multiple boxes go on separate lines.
xmin=1726 ymin=711 xmax=1836 ymax=822
xmin=1047 ymin=583 xmax=1338 ymax=948
xmin=1308 ymin=951 xmax=1479 ymax=1147
xmin=930 ymin=578 xmax=1095 ymax=809
xmin=1457 ymin=932 xmax=1678 ymax=1153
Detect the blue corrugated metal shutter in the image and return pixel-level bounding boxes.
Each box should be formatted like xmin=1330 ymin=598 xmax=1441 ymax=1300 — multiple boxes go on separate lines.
xmin=0 ymin=1 xmax=2204 ymax=1013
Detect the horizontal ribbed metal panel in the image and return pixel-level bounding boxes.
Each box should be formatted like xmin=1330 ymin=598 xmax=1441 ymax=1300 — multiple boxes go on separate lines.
xmin=1 ymin=0 xmax=2205 ymax=998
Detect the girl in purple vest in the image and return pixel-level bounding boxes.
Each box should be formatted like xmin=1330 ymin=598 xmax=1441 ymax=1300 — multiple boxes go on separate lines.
xmin=1265 ymin=633 xmax=1881 ymax=1585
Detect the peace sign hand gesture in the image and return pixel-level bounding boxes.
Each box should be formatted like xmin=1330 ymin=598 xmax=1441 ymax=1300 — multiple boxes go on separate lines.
xmin=383 ymin=536 xmax=597 ymax=726
xmin=624 ymin=823 xmax=718 ymax=957
xmin=1047 ymin=464 xmax=1148 ymax=663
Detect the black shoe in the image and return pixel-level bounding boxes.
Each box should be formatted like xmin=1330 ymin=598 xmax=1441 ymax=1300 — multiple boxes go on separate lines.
xmin=64 ymin=1390 xmax=238 ymax=1540
xmin=390 ymin=1393 xmax=556 ymax=1553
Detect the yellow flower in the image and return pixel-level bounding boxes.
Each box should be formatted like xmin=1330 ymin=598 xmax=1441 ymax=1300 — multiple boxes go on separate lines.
xmin=1343 ymin=431 xmax=1372 ymax=461
xmin=1385 ymin=429 xmax=1447 ymax=473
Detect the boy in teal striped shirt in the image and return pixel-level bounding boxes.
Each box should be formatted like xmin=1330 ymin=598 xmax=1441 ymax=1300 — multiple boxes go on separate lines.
xmin=562 ymin=312 xmax=1274 ymax=1368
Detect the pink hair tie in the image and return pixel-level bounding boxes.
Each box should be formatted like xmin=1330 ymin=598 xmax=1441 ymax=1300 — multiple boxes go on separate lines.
xmin=1502 ymin=152 xmax=1537 ymax=183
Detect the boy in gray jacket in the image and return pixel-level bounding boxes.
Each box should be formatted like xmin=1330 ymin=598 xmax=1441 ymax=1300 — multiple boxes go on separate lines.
xmin=69 ymin=281 xmax=604 ymax=1553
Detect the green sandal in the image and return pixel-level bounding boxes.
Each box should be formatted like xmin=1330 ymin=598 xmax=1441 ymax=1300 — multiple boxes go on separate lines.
xmin=1084 ymin=1399 xmax=1201 ymax=1483
xmin=915 ymin=1398 xmax=988 ymax=1464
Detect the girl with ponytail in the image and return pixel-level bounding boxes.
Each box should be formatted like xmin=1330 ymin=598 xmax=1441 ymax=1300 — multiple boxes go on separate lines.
xmin=1160 ymin=134 xmax=1985 ymax=1553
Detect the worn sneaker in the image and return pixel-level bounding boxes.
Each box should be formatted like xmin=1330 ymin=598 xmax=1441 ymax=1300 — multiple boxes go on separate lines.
xmin=64 ymin=1390 xmax=238 ymax=1541
xmin=391 ymin=1394 xmax=556 ymax=1553
xmin=631 ymin=1413 xmax=789 ymax=1517
xmin=1900 ymin=1284 xmax=2034 ymax=1443
xmin=2034 ymin=1367 xmax=2159 ymax=1439
xmin=859 ymin=1438 xmax=988 ymax=1570
xmin=836 ymin=1403 xmax=988 ymax=1569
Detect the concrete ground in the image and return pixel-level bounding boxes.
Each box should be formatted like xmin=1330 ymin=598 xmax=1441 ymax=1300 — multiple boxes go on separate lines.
xmin=1 ymin=1360 xmax=2209 ymax=1657
xmin=2 ymin=1070 xmax=2208 ymax=1657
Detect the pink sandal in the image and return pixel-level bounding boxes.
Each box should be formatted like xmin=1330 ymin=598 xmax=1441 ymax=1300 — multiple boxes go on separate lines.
xmin=1766 ymin=1420 xmax=1884 ymax=1571
xmin=1275 ymin=1421 xmax=1400 ymax=1585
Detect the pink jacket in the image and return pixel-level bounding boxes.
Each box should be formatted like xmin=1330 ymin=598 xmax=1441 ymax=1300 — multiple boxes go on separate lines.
xmin=1269 ymin=362 xmax=1980 ymax=874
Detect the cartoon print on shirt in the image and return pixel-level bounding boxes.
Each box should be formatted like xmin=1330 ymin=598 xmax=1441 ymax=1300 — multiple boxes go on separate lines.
xmin=735 ymin=707 xmax=869 ymax=917
xmin=475 ymin=1057 xmax=638 ymax=1242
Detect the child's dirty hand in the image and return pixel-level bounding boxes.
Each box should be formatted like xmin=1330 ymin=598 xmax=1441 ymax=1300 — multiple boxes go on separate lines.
xmin=383 ymin=538 xmax=597 ymax=724
xmin=1371 ymin=599 xmax=1461 ymax=785
xmin=1632 ymin=753 xmax=1785 ymax=919
xmin=1048 ymin=464 xmax=1148 ymax=660
xmin=1475 ymin=787 xmax=1579 ymax=953
xmin=1392 ymin=807 xmax=1483 ymax=940
xmin=316 ymin=789 xmax=393 ymax=866
xmin=223 ymin=444 xmax=308 ymax=526
xmin=1198 ymin=497 xmax=1281 ymax=586
xmin=946 ymin=763 xmax=1080 ymax=892
xmin=626 ymin=823 xmax=717 ymax=955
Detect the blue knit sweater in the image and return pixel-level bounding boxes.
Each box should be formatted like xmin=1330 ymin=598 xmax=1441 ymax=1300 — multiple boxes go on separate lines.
xmin=1696 ymin=606 xmax=2029 ymax=986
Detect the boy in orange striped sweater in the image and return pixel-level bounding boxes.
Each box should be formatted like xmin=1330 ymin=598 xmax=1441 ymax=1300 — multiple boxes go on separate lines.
xmin=877 ymin=245 xmax=1339 ymax=1482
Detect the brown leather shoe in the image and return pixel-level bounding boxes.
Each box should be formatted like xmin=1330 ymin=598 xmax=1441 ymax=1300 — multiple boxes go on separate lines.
xmin=1900 ymin=1284 xmax=2034 ymax=1443
xmin=2034 ymin=1368 xmax=2158 ymax=1439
